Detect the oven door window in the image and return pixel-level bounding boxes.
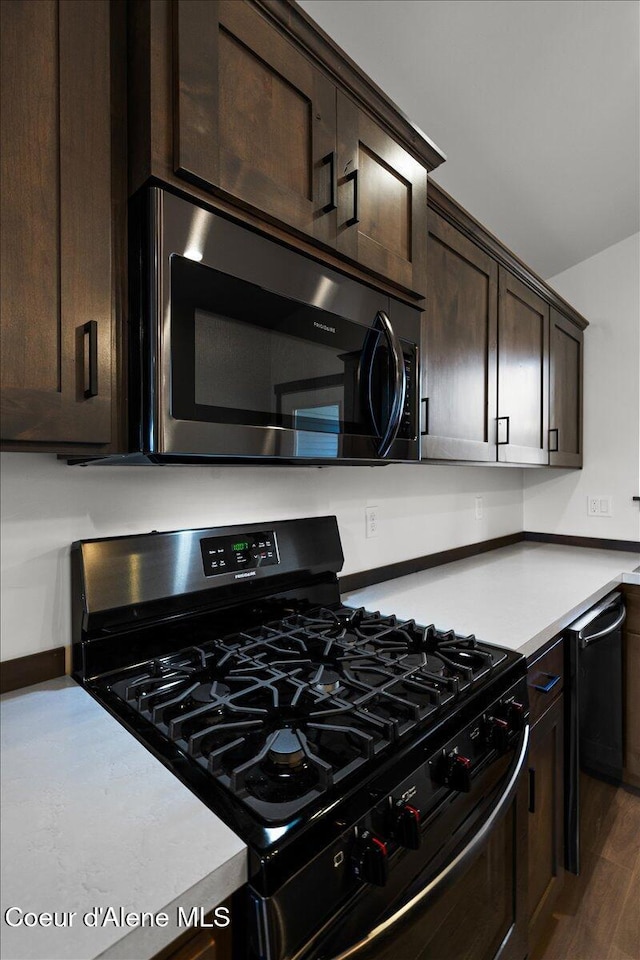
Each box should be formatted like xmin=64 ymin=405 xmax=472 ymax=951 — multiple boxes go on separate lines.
xmin=169 ymin=255 xmax=400 ymax=442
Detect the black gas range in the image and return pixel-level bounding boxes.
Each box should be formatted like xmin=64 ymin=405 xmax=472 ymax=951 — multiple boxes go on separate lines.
xmin=72 ymin=517 xmax=529 ymax=960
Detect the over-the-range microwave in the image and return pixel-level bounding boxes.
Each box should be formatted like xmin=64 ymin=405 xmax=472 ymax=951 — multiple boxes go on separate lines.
xmin=101 ymin=188 xmax=422 ymax=465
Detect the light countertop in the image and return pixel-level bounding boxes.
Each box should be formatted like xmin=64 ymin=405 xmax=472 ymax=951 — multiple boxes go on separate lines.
xmin=2 ymin=542 xmax=638 ymax=960
xmin=0 ymin=677 xmax=247 ymax=960
xmin=343 ymin=541 xmax=640 ymax=660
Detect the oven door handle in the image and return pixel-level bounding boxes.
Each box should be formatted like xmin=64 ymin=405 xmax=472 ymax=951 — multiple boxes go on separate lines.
xmin=319 ymin=725 xmax=530 ymax=960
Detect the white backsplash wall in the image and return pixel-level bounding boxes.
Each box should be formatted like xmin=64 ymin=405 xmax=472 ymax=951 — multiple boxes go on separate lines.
xmin=523 ymin=232 xmax=640 ymax=542
xmin=0 ymin=454 xmax=523 ymax=660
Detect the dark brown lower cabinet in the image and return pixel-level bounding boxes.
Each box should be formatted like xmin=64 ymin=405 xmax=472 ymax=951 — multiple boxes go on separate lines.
xmin=527 ymin=686 xmax=565 ymax=953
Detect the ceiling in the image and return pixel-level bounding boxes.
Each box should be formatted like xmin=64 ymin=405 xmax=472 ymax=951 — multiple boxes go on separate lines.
xmin=299 ymin=0 xmax=640 ymax=280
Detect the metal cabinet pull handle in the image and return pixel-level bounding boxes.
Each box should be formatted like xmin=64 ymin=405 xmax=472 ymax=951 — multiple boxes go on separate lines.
xmin=346 ymin=168 xmax=359 ymax=226
xmin=549 ymin=427 xmax=559 ymax=452
xmin=497 ymin=416 xmax=510 ymax=445
xmin=421 ymin=398 xmax=429 ymax=436
xmin=323 ymin=151 xmax=337 ymax=213
xmin=528 ymin=768 xmax=536 ymax=814
xmin=83 ymin=320 xmax=98 ymax=399
xmin=531 ymin=673 xmax=560 ymax=693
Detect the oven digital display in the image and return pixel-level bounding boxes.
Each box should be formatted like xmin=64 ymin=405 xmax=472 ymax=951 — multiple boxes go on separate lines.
xmin=200 ymin=531 xmax=279 ymax=577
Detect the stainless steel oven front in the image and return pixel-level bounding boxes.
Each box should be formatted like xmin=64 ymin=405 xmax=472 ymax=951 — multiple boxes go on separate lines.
xmin=244 ymin=690 xmax=529 ymax=960
xmin=130 ymin=188 xmax=421 ymax=464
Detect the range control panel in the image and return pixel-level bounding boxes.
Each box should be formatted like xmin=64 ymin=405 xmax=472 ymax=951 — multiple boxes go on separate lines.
xmin=200 ymin=530 xmax=279 ymax=577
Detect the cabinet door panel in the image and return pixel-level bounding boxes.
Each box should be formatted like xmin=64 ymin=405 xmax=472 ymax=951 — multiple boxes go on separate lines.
xmin=549 ymin=307 xmax=583 ymax=467
xmin=175 ymin=0 xmax=336 ymax=245
xmin=337 ymin=93 xmax=427 ymax=296
xmin=0 ymin=0 xmax=112 ymax=446
xmin=422 ymin=211 xmax=497 ymax=461
xmin=528 ymin=695 xmax=565 ymax=951
xmin=498 ymin=268 xmax=549 ymax=464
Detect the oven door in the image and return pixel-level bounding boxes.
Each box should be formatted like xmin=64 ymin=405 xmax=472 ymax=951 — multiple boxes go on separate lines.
xmin=294 ymin=727 xmax=529 ymax=960
xmin=138 ymin=188 xmax=419 ymax=463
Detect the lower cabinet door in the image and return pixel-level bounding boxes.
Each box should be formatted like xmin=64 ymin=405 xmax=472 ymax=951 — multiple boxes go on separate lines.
xmin=528 ymin=694 xmax=565 ymax=951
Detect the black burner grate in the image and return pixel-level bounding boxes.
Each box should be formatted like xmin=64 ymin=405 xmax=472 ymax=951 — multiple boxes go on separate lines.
xmin=108 ymin=605 xmax=507 ymax=821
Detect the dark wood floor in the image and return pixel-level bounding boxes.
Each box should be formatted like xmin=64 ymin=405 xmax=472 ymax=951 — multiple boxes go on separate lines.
xmin=532 ymin=775 xmax=640 ymax=960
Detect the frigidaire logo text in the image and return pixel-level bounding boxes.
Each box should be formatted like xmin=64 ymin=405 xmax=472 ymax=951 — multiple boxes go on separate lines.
xmin=313 ymin=321 xmax=336 ymax=334
xmin=235 ymin=571 xmax=256 ymax=579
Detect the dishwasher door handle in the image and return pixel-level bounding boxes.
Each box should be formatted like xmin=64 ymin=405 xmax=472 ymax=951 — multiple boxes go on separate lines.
xmin=579 ymin=608 xmax=626 ymax=647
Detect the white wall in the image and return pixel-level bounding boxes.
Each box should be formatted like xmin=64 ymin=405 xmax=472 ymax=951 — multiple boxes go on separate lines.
xmin=4 ymin=234 xmax=636 ymax=663
xmin=0 ymin=456 xmax=523 ymax=660
xmin=524 ymin=232 xmax=640 ymax=540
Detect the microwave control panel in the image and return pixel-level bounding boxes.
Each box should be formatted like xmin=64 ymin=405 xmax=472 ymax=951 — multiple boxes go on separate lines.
xmin=200 ymin=530 xmax=279 ymax=577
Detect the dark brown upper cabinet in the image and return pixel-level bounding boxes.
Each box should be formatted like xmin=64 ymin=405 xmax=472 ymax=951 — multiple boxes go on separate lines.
xmin=175 ymin=0 xmax=337 ymax=247
xmin=549 ymin=307 xmax=583 ymax=467
xmin=130 ymin=0 xmax=444 ymax=300
xmin=0 ymin=0 xmax=123 ymax=453
xmin=422 ymin=210 xmax=497 ymax=461
xmin=497 ymin=268 xmax=549 ymax=465
xmin=336 ymin=93 xmax=427 ymax=297
xmin=423 ymin=183 xmax=587 ymax=468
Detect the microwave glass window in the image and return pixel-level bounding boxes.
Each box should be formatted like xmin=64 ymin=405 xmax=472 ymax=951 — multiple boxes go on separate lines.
xmin=171 ymin=256 xmax=405 ymax=441
xmin=193 ymin=308 xmax=347 ymax=422
xmin=294 ymin=405 xmax=340 ymax=458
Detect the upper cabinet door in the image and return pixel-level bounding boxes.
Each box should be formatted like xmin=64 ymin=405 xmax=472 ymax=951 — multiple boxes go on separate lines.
xmin=422 ymin=211 xmax=498 ymax=461
xmin=497 ymin=268 xmax=550 ymax=464
xmin=336 ymin=93 xmax=427 ymax=297
xmin=549 ymin=308 xmax=583 ymax=467
xmin=0 ymin=0 xmax=114 ymax=449
xmin=174 ymin=0 xmax=337 ymax=245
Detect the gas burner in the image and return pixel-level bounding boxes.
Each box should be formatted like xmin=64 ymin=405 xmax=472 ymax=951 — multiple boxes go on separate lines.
xmin=312 ymin=668 xmax=342 ymax=695
xmin=401 ymin=651 xmax=446 ymax=675
xmin=191 ymin=680 xmax=231 ymax=702
xmin=267 ymin=728 xmax=306 ymax=770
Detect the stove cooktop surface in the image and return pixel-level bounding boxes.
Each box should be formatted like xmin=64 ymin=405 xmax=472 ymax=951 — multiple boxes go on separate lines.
xmin=106 ymin=605 xmax=509 ymax=823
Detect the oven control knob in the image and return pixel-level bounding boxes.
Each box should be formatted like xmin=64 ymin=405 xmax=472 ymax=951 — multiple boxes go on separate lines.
xmin=352 ymin=830 xmax=389 ymax=886
xmin=390 ymin=801 xmax=421 ymax=850
xmin=506 ymin=700 xmax=526 ymax=732
xmin=433 ymin=751 xmax=472 ymax=792
xmin=485 ymin=715 xmax=510 ymax=752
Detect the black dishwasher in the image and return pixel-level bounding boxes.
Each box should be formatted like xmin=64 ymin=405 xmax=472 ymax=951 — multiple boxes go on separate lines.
xmin=565 ymin=591 xmax=626 ymax=874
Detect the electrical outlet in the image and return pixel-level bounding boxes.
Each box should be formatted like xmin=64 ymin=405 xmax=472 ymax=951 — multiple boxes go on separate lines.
xmin=475 ymin=496 xmax=484 ymax=520
xmin=587 ymin=496 xmax=613 ymax=517
xmin=365 ymin=506 xmax=379 ymax=539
